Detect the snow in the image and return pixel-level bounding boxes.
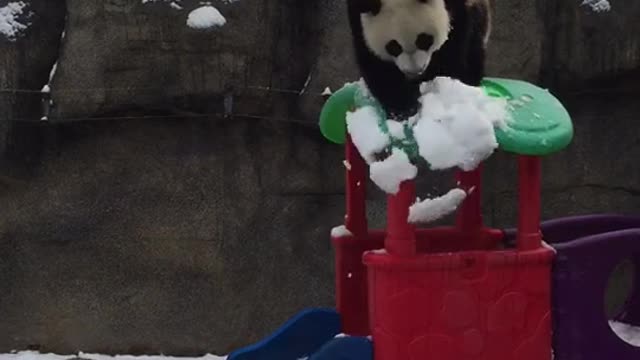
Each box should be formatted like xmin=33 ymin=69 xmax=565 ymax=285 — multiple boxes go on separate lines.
xmin=386 ymin=120 xmax=406 ymax=139
xmin=331 ymin=225 xmax=353 ymax=238
xmin=367 ymin=248 xmax=388 ymax=255
xmin=42 ymin=59 xmax=59 ymax=93
xmin=408 ymin=188 xmax=467 ymax=224
xmin=187 ymin=6 xmax=226 ymax=29
xmin=581 ymin=0 xmax=611 ymax=12
xmin=142 ymin=1 xmax=237 ymax=28
xmin=0 ymin=1 xmax=30 ymax=40
xmin=346 ymin=77 xmax=507 ymax=196
xmin=369 ymin=148 xmax=417 ymax=194
xmin=610 ymin=321 xmax=640 ymax=346
xmin=542 ymin=241 xmax=558 ymax=254
xmin=342 ymin=160 xmax=352 ymax=170
xmin=346 ymin=106 xmax=390 ymax=164
xmin=0 ymin=353 xmax=226 ymax=360
xmin=414 ymin=77 xmax=507 ymax=171
xmin=40 ymin=24 xmax=66 ymax=121
xmin=299 ymin=74 xmax=312 ymax=95
xmin=142 ymin=0 xmax=183 ymax=9
xmin=48 ymin=61 xmax=59 ymax=82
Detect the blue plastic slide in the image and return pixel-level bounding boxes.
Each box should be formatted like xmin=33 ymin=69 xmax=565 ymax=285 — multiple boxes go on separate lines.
xmin=227 ymin=308 xmax=373 ymax=360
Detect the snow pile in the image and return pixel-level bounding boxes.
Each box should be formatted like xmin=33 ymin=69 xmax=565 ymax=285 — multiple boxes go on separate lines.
xmin=369 ymin=149 xmax=417 ymax=194
xmin=386 ymin=120 xmax=406 ymax=139
xmin=346 ymin=106 xmax=390 ymax=164
xmin=581 ymin=0 xmax=611 ymax=12
xmin=610 ymin=320 xmax=640 ymax=346
xmin=187 ymin=5 xmax=226 ymax=29
xmin=346 ymin=76 xmax=507 ymax=223
xmin=414 ymin=77 xmax=507 ymax=171
xmin=408 ymin=188 xmax=467 ymax=224
xmin=0 ymin=353 xmax=226 ymax=360
xmin=0 ymin=1 xmax=30 ymax=40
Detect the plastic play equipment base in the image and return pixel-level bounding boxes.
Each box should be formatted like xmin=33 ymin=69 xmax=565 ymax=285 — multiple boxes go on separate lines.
xmin=226 ymin=215 xmax=640 ymax=360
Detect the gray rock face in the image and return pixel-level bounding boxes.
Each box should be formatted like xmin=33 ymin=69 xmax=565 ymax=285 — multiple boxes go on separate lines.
xmin=0 ymin=0 xmax=66 ymax=157
xmin=0 ymin=0 xmax=638 ymax=355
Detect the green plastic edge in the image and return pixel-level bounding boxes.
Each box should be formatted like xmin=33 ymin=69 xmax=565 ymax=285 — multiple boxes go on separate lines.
xmin=482 ymin=77 xmax=574 ymax=156
xmin=318 ymin=78 xmax=574 ymax=156
xmin=318 ymin=83 xmax=358 ymax=144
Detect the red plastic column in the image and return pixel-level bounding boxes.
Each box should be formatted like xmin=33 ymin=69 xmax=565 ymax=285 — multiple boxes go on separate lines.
xmin=385 ymin=180 xmax=417 ymax=256
xmin=517 ymin=155 xmax=542 ymax=250
xmin=456 ymin=166 xmax=483 ymax=233
xmin=334 ymin=135 xmax=370 ymax=335
xmin=345 ymin=135 xmax=368 ymax=236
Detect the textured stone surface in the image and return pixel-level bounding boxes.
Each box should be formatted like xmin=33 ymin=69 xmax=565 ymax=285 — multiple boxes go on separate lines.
xmin=0 ymin=0 xmax=66 ymax=159
xmin=539 ymin=0 xmax=640 ymax=89
xmin=0 ymin=0 xmax=638 ymax=355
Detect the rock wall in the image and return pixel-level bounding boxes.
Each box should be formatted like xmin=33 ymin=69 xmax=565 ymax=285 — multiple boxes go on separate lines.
xmin=0 ymin=0 xmax=638 ymax=355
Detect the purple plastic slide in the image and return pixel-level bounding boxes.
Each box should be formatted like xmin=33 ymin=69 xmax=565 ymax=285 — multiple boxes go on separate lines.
xmin=542 ymin=214 xmax=640 ymax=359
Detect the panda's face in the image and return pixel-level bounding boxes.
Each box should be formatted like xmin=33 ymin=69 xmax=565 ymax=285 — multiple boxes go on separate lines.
xmin=358 ymin=0 xmax=451 ymax=79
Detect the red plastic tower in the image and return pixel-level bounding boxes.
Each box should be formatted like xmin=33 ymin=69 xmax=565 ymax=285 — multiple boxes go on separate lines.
xmin=332 ymin=137 xmax=553 ymax=360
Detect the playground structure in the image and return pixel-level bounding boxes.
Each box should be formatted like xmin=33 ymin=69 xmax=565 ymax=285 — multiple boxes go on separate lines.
xmin=227 ymin=78 xmax=640 ymax=360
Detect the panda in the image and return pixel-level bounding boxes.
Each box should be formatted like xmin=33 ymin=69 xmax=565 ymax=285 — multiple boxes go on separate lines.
xmin=346 ymin=0 xmax=491 ymax=118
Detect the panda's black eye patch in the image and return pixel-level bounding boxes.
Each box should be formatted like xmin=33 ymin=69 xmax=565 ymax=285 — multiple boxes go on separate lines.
xmin=385 ymin=40 xmax=403 ymax=57
xmin=416 ymin=33 xmax=434 ymax=51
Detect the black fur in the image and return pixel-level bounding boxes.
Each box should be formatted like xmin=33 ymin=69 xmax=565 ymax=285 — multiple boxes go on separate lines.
xmin=347 ymin=0 xmax=490 ymax=118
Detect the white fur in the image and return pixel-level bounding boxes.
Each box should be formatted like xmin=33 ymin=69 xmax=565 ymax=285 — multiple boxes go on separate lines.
xmin=361 ymin=0 xmax=451 ymax=76
xmin=395 ymin=50 xmax=432 ymax=77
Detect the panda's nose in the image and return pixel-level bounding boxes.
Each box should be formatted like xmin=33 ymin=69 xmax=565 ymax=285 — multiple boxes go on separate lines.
xmin=415 ymin=33 xmax=434 ymax=51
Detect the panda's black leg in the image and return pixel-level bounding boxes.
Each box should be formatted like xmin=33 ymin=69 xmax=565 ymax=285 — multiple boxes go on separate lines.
xmin=464 ymin=43 xmax=486 ymax=87
xmin=462 ymin=2 xmax=490 ymax=87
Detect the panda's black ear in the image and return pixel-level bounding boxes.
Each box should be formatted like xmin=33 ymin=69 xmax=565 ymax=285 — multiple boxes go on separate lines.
xmin=352 ymin=0 xmax=382 ymax=15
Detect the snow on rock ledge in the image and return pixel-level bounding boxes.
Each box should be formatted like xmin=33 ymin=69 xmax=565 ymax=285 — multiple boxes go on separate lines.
xmin=0 ymin=1 xmax=31 ymax=40
xmin=187 ymin=6 xmax=226 ymax=29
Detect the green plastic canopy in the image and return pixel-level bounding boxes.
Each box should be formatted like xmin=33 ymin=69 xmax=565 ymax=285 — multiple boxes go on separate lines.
xmin=318 ymin=77 xmax=574 ymax=156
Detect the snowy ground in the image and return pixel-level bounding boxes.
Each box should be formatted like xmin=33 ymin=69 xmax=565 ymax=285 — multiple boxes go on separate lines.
xmin=0 ymin=353 xmax=226 ymax=360
xmin=0 ymin=323 xmax=637 ymax=360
